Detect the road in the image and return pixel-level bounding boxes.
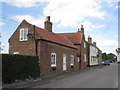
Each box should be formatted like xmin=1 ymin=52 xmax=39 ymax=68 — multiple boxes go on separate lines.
xmin=30 ymin=63 xmax=118 ymax=88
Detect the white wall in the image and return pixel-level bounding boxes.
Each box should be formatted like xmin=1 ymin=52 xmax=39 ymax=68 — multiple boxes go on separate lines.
xmin=89 ymin=45 xmax=99 ymax=66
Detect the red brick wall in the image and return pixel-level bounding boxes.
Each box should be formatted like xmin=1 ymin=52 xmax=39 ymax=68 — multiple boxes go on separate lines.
xmin=80 ymin=34 xmax=88 ymax=69
xmin=9 ymin=20 xmax=39 ymax=56
xmin=39 ymin=40 xmax=79 ymax=77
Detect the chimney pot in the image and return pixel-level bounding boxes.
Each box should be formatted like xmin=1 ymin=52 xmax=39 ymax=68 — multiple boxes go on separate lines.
xmin=77 ymin=28 xmax=80 ymax=32
xmin=81 ymin=25 xmax=83 ymax=28
xmin=93 ymin=42 xmax=96 ymax=46
xmin=88 ymin=36 xmax=92 ymax=43
xmin=81 ymin=25 xmax=84 ymax=33
xmin=46 ymin=16 xmax=50 ymax=21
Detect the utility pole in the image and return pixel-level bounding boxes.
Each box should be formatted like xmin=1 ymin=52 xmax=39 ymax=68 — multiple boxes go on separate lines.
xmin=116 ymin=48 xmax=120 ymax=62
xmin=0 ymin=33 xmax=4 ymax=53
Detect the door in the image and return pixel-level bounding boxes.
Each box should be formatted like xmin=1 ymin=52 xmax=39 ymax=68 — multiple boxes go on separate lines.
xmin=63 ymin=55 xmax=66 ymax=71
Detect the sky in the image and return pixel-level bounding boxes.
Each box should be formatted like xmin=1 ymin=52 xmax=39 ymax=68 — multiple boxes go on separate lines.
xmin=0 ymin=0 xmax=119 ymax=54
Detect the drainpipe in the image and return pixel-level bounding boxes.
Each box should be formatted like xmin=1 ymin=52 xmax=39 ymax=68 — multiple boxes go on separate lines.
xmin=33 ymin=25 xmax=38 ymax=56
xmin=35 ymin=39 xmax=38 ymax=56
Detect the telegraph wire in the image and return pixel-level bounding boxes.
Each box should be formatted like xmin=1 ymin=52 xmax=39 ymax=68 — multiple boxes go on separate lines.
xmin=0 ymin=17 xmax=19 ymax=23
xmin=99 ymin=6 xmax=118 ymax=40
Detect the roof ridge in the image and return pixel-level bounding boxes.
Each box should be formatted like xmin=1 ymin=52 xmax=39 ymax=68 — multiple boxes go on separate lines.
xmin=56 ymin=32 xmax=80 ymax=34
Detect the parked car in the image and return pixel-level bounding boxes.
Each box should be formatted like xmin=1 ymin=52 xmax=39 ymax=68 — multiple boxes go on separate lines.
xmin=103 ymin=61 xmax=110 ymax=65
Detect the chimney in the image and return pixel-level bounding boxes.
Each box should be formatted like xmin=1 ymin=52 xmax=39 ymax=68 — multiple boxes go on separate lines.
xmin=93 ymin=42 xmax=96 ymax=46
xmin=44 ymin=16 xmax=52 ymax=32
xmin=88 ymin=36 xmax=92 ymax=43
xmin=81 ymin=25 xmax=84 ymax=33
xmin=77 ymin=28 xmax=80 ymax=32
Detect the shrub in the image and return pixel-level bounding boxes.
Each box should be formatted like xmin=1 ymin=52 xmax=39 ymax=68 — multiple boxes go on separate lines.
xmin=2 ymin=54 xmax=40 ymax=84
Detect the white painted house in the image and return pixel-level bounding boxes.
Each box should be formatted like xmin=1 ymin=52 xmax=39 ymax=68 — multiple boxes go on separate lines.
xmin=87 ymin=36 xmax=102 ymax=66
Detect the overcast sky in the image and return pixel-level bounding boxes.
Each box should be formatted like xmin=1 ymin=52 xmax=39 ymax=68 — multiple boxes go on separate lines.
xmin=0 ymin=0 xmax=119 ymax=54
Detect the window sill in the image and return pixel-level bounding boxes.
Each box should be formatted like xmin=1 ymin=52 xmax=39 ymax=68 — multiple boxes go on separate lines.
xmin=70 ymin=64 xmax=74 ymax=66
xmin=19 ymin=40 xmax=28 ymax=42
xmin=51 ymin=65 xmax=56 ymax=67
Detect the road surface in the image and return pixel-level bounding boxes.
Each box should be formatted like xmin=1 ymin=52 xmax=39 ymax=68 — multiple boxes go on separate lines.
xmin=30 ymin=63 xmax=118 ymax=88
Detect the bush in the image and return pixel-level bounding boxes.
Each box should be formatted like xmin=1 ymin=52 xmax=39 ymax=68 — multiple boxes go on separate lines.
xmin=2 ymin=54 xmax=40 ymax=84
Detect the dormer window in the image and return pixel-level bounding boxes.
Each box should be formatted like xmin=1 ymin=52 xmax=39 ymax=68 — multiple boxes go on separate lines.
xmin=20 ymin=28 xmax=28 ymax=41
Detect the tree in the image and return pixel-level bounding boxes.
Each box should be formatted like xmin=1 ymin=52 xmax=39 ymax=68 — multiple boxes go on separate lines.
xmin=102 ymin=53 xmax=117 ymax=62
xmin=102 ymin=53 xmax=107 ymax=61
xmin=107 ymin=53 xmax=116 ymax=62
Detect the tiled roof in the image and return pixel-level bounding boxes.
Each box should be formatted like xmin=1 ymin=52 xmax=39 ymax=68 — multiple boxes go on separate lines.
xmin=34 ymin=26 xmax=77 ymax=49
xmin=57 ymin=33 xmax=83 ymax=44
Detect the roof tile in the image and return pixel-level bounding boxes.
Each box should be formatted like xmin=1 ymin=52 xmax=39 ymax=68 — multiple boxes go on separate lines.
xmin=57 ymin=33 xmax=83 ymax=44
xmin=35 ymin=26 xmax=77 ymax=49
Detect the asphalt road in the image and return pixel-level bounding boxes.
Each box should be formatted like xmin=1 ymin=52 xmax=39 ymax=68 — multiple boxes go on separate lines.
xmin=31 ymin=63 xmax=118 ymax=88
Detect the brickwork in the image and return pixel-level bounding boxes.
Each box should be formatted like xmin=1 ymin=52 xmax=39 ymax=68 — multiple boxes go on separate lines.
xmin=39 ymin=40 xmax=79 ymax=77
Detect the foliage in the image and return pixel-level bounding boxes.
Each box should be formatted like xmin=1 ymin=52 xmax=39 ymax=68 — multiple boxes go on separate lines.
xmin=2 ymin=54 xmax=40 ymax=83
xmin=102 ymin=53 xmax=107 ymax=61
xmin=102 ymin=53 xmax=116 ymax=62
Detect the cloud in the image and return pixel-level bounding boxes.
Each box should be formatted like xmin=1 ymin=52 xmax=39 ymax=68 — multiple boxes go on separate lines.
xmin=12 ymin=15 xmax=45 ymax=28
xmin=0 ymin=42 xmax=5 ymax=47
xmin=0 ymin=22 xmax=5 ymax=26
xmin=96 ymin=0 xmax=119 ymax=2
xmin=78 ymin=21 xmax=104 ymax=31
xmin=43 ymin=0 xmax=106 ymax=28
xmin=87 ymin=34 xmax=118 ymax=54
xmin=3 ymin=0 xmax=106 ymax=29
xmin=2 ymin=0 xmax=47 ymax=8
xmin=115 ymin=5 xmax=120 ymax=8
xmin=98 ymin=40 xmax=118 ymax=54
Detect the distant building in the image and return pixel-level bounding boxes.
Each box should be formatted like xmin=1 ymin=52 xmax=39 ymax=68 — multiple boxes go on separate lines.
xmin=87 ymin=36 xmax=102 ymax=66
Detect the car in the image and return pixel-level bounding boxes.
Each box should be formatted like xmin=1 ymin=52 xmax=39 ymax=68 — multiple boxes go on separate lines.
xmin=103 ymin=61 xmax=110 ymax=65
xmin=102 ymin=61 xmax=104 ymax=64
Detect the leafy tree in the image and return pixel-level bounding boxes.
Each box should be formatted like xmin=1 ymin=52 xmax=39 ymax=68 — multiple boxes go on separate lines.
xmin=102 ymin=53 xmax=107 ymax=61
xmin=102 ymin=53 xmax=117 ymax=62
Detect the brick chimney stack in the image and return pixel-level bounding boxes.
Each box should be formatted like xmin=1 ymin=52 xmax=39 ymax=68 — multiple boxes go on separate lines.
xmin=88 ymin=36 xmax=92 ymax=43
xmin=44 ymin=16 xmax=52 ymax=32
xmin=93 ymin=42 xmax=96 ymax=46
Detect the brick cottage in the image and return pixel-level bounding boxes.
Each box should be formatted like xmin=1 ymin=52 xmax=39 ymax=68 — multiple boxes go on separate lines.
xmin=9 ymin=16 xmax=88 ymax=77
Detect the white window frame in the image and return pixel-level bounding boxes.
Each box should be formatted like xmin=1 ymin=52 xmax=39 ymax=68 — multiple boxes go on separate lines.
xmin=84 ymin=54 xmax=86 ymax=62
xmin=20 ymin=28 xmax=28 ymax=41
xmin=77 ymin=57 xmax=80 ymax=62
xmin=84 ymin=42 xmax=86 ymax=48
xmin=70 ymin=55 xmax=74 ymax=66
xmin=51 ymin=53 xmax=56 ymax=67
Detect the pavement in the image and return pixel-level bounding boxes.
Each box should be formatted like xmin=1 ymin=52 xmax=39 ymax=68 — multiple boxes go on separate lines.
xmin=2 ymin=63 xmax=119 ymax=88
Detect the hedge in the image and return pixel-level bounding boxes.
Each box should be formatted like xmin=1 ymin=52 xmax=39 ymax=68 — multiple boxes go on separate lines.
xmin=2 ymin=54 xmax=40 ymax=84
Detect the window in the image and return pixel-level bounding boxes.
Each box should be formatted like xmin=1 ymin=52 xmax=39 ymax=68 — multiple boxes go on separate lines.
xmin=70 ymin=55 xmax=74 ymax=66
xmin=84 ymin=42 xmax=86 ymax=48
xmin=84 ymin=54 xmax=86 ymax=62
xmin=77 ymin=57 xmax=80 ymax=62
xmin=51 ymin=53 xmax=56 ymax=67
xmin=91 ymin=56 xmax=93 ymax=62
xmin=20 ymin=28 xmax=28 ymax=41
